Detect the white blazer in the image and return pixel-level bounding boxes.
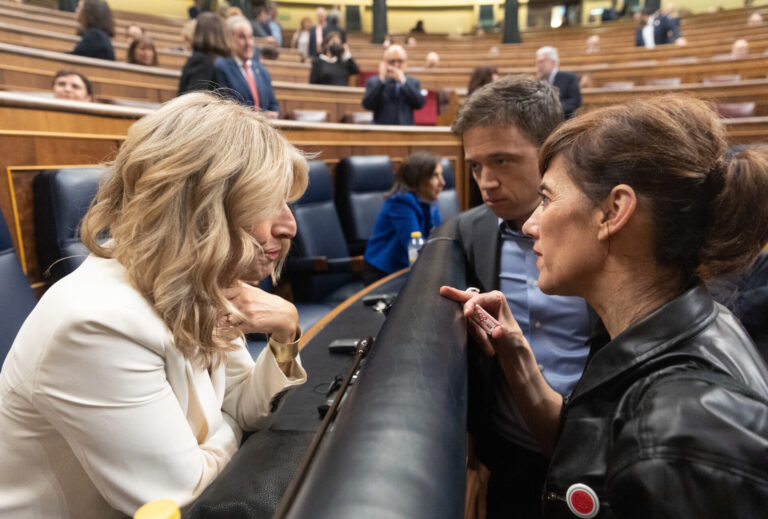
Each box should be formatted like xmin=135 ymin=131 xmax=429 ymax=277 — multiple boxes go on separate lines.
xmin=0 ymin=255 xmax=307 ymax=518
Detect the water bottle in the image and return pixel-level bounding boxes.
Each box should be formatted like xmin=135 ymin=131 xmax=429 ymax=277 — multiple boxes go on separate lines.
xmin=408 ymin=231 xmax=424 ymax=265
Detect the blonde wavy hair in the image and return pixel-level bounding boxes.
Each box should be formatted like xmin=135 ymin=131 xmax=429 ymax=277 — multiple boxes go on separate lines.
xmin=81 ymin=92 xmax=308 ymax=368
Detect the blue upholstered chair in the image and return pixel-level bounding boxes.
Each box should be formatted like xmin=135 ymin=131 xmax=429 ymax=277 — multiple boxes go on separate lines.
xmin=34 ymin=167 xmax=105 ymax=284
xmin=438 ymin=158 xmax=460 ymax=222
xmin=0 ymin=215 xmax=37 ymax=362
xmin=288 ymin=161 xmax=364 ymax=305
xmin=334 ymin=155 xmax=394 ymax=256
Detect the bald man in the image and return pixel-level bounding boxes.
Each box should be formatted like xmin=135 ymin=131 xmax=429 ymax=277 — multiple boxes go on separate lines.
xmin=362 ymin=45 xmax=425 ymax=125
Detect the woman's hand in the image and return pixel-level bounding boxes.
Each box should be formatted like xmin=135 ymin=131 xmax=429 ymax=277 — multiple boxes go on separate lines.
xmin=222 ymin=281 xmax=299 ymax=344
xmin=439 ymin=286 xmax=529 ymax=358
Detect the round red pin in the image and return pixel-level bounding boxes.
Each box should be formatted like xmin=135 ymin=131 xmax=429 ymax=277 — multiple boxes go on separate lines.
xmin=566 ymin=483 xmax=599 ymax=518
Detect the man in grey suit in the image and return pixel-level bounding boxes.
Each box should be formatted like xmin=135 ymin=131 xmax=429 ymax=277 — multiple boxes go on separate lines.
xmin=448 ymin=76 xmax=594 ymax=519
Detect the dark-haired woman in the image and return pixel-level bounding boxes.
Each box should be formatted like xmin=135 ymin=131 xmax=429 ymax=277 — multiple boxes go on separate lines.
xmin=309 ymin=32 xmax=359 ymax=86
xmin=363 ymin=152 xmax=445 ymax=284
xmin=467 ymin=66 xmax=498 ymax=95
xmin=178 ymin=12 xmax=230 ymax=95
xmin=71 ymin=0 xmax=115 ymax=61
xmin=442 ymin=95 xmax=768 ymax=518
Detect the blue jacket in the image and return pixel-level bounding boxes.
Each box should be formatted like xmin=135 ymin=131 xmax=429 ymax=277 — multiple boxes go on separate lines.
xmin=362 ymin=76 xmax=425 ymax=125
xmin=214 ymin=57 xmax=280 ymax=113
xmin=364 ymin=191 xmax=441 ymax=274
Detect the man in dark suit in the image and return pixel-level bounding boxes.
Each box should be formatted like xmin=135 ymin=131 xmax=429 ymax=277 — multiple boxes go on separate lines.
xmin=215 ymin=16 xmax=279 ymax=118
xmin=362 ymin=45 xmax=425 ymax=125
xmin=445 ymin=76 xmax=594 ymax=519
xmin=307 ymin=7 xmax=328 ymax=58
xmin=635 ymin=7 xmax=681 ymax=48
xmin=535 ymin=46 xmax=581 ymax=119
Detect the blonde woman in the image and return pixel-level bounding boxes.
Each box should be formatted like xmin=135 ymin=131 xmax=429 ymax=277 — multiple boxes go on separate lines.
xmin=0 ymin=93 xmax=308 ymax=518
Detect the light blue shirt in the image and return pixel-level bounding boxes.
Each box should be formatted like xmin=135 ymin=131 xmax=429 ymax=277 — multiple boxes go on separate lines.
xmin=493 ymin=219 xmax=593 ymax=450
xmin=268 ymin=20 xmax=283 ymax=46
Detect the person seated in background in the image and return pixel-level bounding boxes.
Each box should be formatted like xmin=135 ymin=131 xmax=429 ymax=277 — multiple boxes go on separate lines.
xmin=425 ymin=51 xmax=440 ymax=68
xmin=325 ymin=13 xmax=347 ymax=44
xmin=52 ymin=69 xmax=93 ymax=102
xmin=363 ymin=151 xmax=445 ymax=284
xmin=586 ymin=34 xmax=600 ymax=53
xmin=635 ymin=6 xmax=681 ymax=48
xmin=406 ymin=36 xmax=418 ymax=47
xmin=411 ymin=20 xmax=426 ymax=33
xmin=441 ymin=95 xmax=768 ymax=519
xmin=362 ymin=45 xmax=425 ymax=125
xmin=215 ymin=16 xmax=280 ymax=118
xmin=731 ymin=38 xmax=749 ymax=58
xmin=178 ymin=12 xmax=229 ymax=95
xmin=71 ymin=0 xmax=115 ymax=61
xmin=382 ymin=34 xmax=394 ymax=47
xmin=291 ymin=17 xmax=312 ymax=59
xmin=309 ymin=31 xmax=359 ymax=86
xmin=127 ymin=36 xmax=158 ymax=67
xmin=535 ymin=46 xmax=581 ymax=119
xmin=126 ymin=23 xmax=144 ymax=43
xmin=747 ymin=12 xmax=763 ymax=26
xmin=674 ymin=36 xmax=688 ymax=46
xmin=224 ymin=6 xmax=243 ymax=18
xmin=251 ymin=6 xmax=276 ymax=44
xmin=579 ymin=72 xmax=594 ymax=89
xmin=467 ymin=66 xmax=498 ymax=95
xmin=0 ymin=92 xmax=309 ymax=518
xmin=267 ymin=2 xmax=283 ymax=47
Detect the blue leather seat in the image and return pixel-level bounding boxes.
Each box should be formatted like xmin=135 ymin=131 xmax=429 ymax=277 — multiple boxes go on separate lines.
xmin=438 ymin=158 xmax=460 ymax=221
xmin=334 ymin=156 xmax=394 ymax=256
xmin=34 ymin=168 xmax=105 ymax=284
xmin=289 ymin=161 xmax=364 ymax=305
xmin=0 ymin=215 xmax=37 ymax=362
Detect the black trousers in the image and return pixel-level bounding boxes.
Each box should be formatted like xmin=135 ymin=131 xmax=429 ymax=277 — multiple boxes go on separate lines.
xmin=476 ymin=434 xmax=550 ymax=519
xmin=362 ymin=260 xmax=388 ymax=286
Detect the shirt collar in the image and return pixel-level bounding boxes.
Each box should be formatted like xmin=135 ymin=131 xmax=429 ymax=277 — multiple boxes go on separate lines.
xmin=319 ymin=53 xmax=338 ymax=63
xmin=498 ymin=218 xmax=530 ymax=239
xmin=548 ymin=68 xmax=559 ymax=84
xmin=234 ymin=56 xmax=251 ymax=69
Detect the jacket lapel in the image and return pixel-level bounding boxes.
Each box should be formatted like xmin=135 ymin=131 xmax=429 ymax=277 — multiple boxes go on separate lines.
xmin=471 ymin=207 xmax=500 ymax=291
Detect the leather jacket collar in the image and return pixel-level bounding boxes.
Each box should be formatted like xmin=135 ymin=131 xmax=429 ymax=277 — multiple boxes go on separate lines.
xmin=572 ymin=283 xmax=715 ymax=402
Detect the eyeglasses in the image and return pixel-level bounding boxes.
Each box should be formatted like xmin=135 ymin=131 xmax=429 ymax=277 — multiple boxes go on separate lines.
xmin=386 ymin=59 xmax=405 ymax=65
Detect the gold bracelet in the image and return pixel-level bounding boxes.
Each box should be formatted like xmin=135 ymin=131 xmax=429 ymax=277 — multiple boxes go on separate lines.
xmin=268 ymin=326 xmax=301 ymax=363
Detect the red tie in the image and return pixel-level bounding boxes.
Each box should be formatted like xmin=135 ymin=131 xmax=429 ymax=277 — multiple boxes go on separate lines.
xmin=242 ymin=61 xmax=260 ymax=108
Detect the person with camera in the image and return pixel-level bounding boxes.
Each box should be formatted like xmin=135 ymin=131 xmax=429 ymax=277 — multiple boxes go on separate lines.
xmin=308 ymin=32 xmax=359 ymax=86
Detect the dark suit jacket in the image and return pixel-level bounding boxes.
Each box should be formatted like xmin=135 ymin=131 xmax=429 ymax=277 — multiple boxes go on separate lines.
xmin=71 ymin=28 xmax=114 ymax=61
xmin=635 ymin=15 xmax=681 ymax=46
xmin=214 ymin=57 xmax=280 ymax=113
xmin=177 ymin=52 xmax=218 ymax=95
xmin=552 ymin=71 xmax=581 ymax=119
xmin=362 ymin=76 xmax=425 ymax=125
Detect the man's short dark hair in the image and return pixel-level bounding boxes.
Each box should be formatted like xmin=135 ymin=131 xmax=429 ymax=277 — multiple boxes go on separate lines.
xmin=52 ymin=70 xmax=93 ymax=96
xmin=451 ymin=75 xmax=564 ymax=147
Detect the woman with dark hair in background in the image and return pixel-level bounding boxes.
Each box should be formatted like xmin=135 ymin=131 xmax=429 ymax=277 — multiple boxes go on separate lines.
xmin=363 ymin=151 xmax=446 ymax=284
xmin=178 ymin=12 xmax=230 ymax=94
xmin=467 ymin=66 xmax=498 ymax=95
xmin=127 ymin=36 xmax=158 ymax=67
xmin=443 ymin=95 xmax=768 ymax=518
xmin=309 ymin=31 xmax=359 ymax=86
xmin=71 ymin=0 xmax=115 ymax=61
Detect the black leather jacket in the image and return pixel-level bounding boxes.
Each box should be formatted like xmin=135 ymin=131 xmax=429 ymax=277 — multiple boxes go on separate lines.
xmin=543 ymin=283 xmax=768 ymax=519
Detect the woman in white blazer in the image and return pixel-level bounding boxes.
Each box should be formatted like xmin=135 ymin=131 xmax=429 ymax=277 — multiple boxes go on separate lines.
xmin=0 ymin=92 xmax=309 ymax=518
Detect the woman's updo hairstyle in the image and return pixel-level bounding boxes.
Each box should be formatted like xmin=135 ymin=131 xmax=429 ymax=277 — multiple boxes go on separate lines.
xmin=386 ymin=151 xmax=441 ymax=198
xmin=539 ymin=95 xmax=768 ymax=284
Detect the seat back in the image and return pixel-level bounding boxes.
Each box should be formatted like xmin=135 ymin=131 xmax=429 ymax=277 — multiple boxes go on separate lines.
xmin=34 ymin=167 xmax=105 ymax=284
xmin=438 ymin=158 xmax=460 ymax=221
xmin=715 ymin=102 xmax=756 ymax=118
xmin=335 ymin=155 xmax=394 ymax=256
xmin=291 ymin=161 xmax=357 ymax=302
xmin=288 ymin=109 xmax=329 ymax=123
xmin=0 ymin=215 xmax=37 ymax=362
xmin=413 ymin=89 xmax=438 ymax=126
